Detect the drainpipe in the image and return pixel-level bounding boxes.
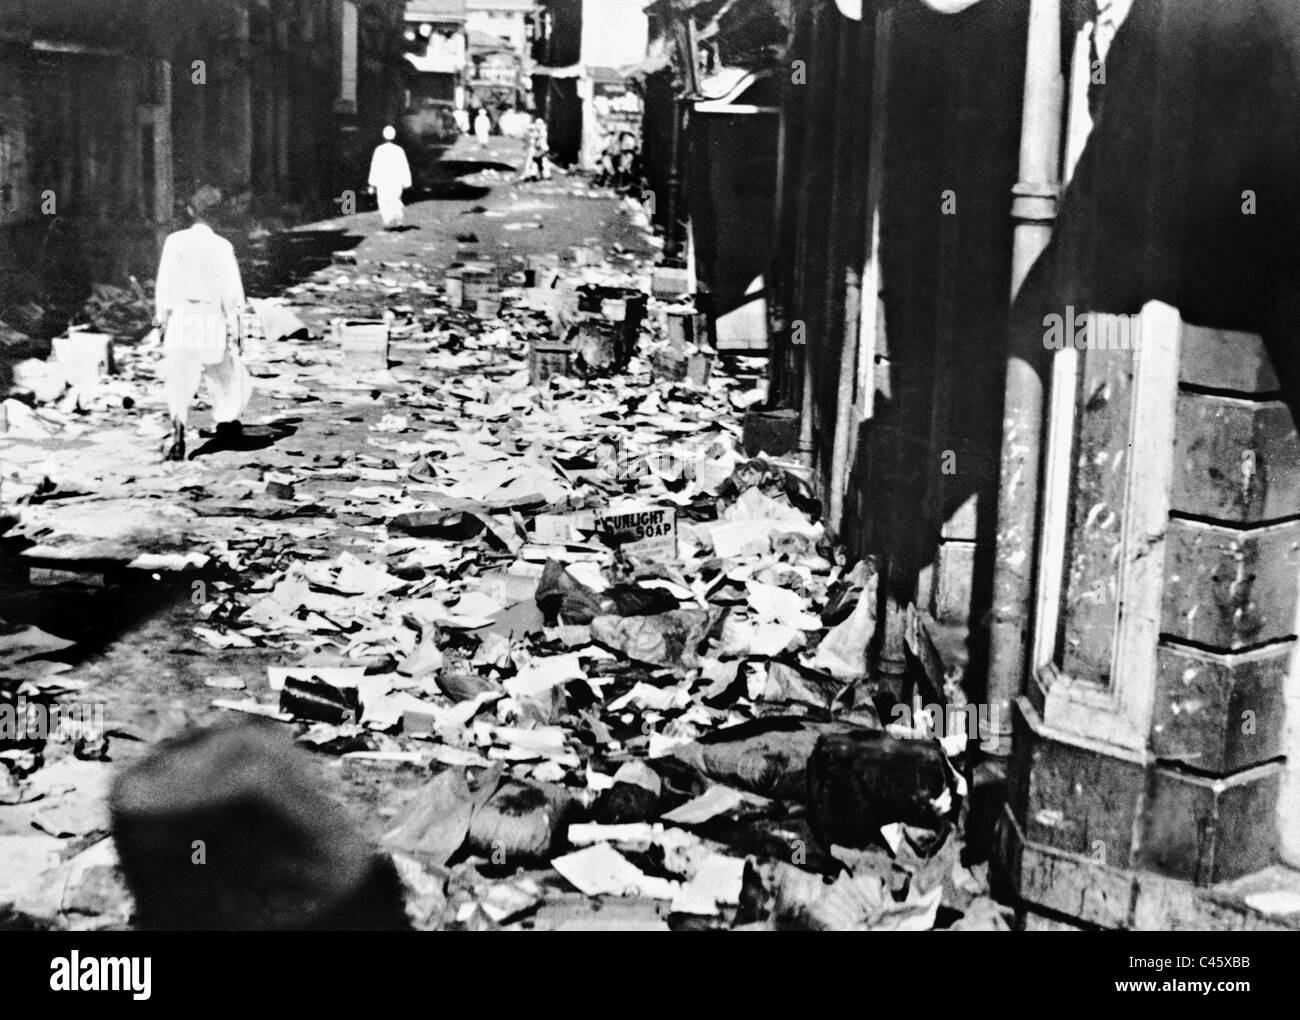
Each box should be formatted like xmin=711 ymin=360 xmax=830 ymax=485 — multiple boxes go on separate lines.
xmin=826 ymin=18 xmax=860 ymax=536
xmin=985 ymin=0 xmax=1065 ymax=757
xmin=796 ymin=5 xmax=827 ymax=467
xmin=664 ymin=93 xmax=682 ymax=260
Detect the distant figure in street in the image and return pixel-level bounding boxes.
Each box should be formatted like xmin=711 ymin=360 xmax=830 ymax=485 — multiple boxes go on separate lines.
xmin=154 ymin=184 xmax=251 ymax=462
xmin=454 ymin=106 xmax=470 ymax=135
xmin=616 ymin=129 xmax=641 ymax=189
xmin=519 ymin=115 xmax=551 ymax=182
xmin=595 ymin=130 xmax=620 ymax=188
xmin=474 ymin=107 xmax=491 ymax=148
xmin=367 ymin=126 xmax=412 ymax=230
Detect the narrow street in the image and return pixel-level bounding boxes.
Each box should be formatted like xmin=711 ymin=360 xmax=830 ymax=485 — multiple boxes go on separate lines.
xmin=0 ymin=138 xmax=988 ymax=932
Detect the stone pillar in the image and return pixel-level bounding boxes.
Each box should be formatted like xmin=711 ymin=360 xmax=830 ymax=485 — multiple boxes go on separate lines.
xmin=1166 ymin=326 xmax=1296 ymax=873
xmin=1006 ymin=310 xmax=1292 ymax=929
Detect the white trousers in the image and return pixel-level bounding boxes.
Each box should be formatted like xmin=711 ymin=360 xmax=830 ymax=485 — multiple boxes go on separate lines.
xmin=376 ymin=187 xmax=404 ymax=227
xmin=164 ymin=343 xmax=252 ymax=425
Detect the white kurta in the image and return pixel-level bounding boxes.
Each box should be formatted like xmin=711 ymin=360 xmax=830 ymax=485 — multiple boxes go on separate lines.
xmin=368 ymin=141 xmax=412 ymax=227
xmin=154 ymin=222 xmax=252 ymax=425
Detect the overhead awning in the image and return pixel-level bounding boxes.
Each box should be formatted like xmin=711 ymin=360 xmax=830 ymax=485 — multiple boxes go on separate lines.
xmin=834 ymin=0 xmax=985 ymax=17
xmin=692 ymin=68 xmax=777 ymax=114
xmin=405 ymin=0 xmax=467 ymax=23
xmin=531 ymin=64 xmax=583 ymax=79
xmin=532 ymin=65 xmax=630 ymax=84
xmin=587 ymin=66 xmax=627 ymax=85
xmin=467 ymin=29 xmax=514 ymax=53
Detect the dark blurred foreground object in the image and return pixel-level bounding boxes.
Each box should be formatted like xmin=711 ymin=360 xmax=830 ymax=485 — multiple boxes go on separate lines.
xmin=807 ymin=730 xmax=955 ymax=850
xmin=742 ymin=409 xmax=800 ymax=459
xmin=109 ymin=719 xmax=409 ymax=930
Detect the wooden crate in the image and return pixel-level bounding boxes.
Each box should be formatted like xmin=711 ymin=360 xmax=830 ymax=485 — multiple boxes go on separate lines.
xmin=461 ymin=268 xmax=499 ymax=309
xmin=530 ymin=339 xmax=574 ymax=386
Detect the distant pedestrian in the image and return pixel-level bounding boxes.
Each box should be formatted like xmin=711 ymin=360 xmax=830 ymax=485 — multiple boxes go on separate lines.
xmin=474 ymin=108 xmax=491 ymax=148
xmin=154 ymin=184 xmax=251 ymax=462
xmin=616 ymin=130 xmax=640 ymax=189
xmin=596 ymin=130 xmax=619 ymax=187
xmin=520 ymin=116 xmax=551 ymax=181
xmin=454 ymin=106 xmax=470 ymax=135
xmin=367 ymin=126 xmax=412 ymax=230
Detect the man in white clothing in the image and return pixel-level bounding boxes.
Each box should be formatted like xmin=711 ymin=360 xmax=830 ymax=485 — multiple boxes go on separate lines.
xmin=154 ymin=184 xmax=252 ymax=462
xmin=368 ymin=126 xmax=412 ymax=229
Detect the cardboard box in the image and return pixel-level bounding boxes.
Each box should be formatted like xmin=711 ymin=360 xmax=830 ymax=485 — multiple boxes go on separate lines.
xmin=650 ymin=348 xmax=690 ymax=382
xmin=461 ymin=267 xmax=498 ymax=308
xmin=592 ymin=502 xmax=678 ymax=560
xmin=52 ymin=331 xmax=113 ymax=390
xmin=652 ymin=266 xmax=691 ymax=298
xmin=264 ymin=472 xmax=296 ymax=500
xmin=333 ymin=318 xmax=389 ymax=370
xmin=686 ymin=353 xmax=713 ymax=386
xmin=665 ymin=307 xmax=708 ymax=347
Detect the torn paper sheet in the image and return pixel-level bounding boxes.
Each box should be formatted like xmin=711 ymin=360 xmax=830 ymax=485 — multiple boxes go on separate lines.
xmin=551 ymin=843 xmax=679 ymax=900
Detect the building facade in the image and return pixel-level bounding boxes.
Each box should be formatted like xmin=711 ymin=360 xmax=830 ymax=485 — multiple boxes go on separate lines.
xmin=656 ymin=0 xmax=1300 ymax=929
xmin=529 ymin=0 xmax=647 ymax=168
xmin=466 ymin=0 xmax=535 ymax=54
xmin=402 ymin=0 xmax=468 ymax=108
xmin=0 ymin=0 xmax=406 ymax=332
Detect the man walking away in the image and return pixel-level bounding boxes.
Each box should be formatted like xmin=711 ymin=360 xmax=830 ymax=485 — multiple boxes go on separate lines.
xmin=368 ymin=126 xmax=412 ymax=230
xmin=154 ymin=184 xmax=252 ymax=462
xmin=474 ymin=107 xmax=491 ymax=149
xmin=520 ymin=115 xmax=551 ymax=182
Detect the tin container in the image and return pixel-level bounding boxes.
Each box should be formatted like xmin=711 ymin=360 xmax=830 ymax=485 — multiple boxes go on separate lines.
xmin=444 ymin=270 xmax=464 ymax=307
xmin=577 ymin=285 xmax=646 ymax=361
xmin=460 ymin=267 xmax=499 ymax=309
xmin=570 ymin=315 xmax=628 ymax=375
xmin=665 ymin=307 xmax=707 ymax=348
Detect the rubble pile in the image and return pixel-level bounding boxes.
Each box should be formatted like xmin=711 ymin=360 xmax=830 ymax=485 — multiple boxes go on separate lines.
xmin=0 ymin=183 xmax=1000 ymax=933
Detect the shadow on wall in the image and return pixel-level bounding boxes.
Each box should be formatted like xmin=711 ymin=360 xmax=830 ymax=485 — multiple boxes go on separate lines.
xmin=854 ymin=0 xmax=1300 ymax=703
xmin=1014 ymin=0 xmax=1300 ymax=421
xmin=688 ymin=105 xmax=780 ymax=330
xmin=843 ymin=0 xmax=1027 ymax=697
